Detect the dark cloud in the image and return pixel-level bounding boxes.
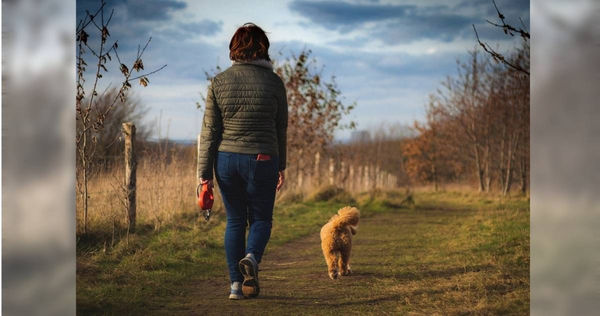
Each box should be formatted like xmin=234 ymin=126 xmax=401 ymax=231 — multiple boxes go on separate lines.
xmin=124 ymin=0 xmax=186 ymax=21
xmin=455 ymin=0 xmax=529 ymax=19
xmin=290 ymin=1 xmax=417 ymax=28
xmin=289 ymin=0 xmax=529 ymax=42
xmin=76 ymin=0 xmax=199 ymax=73
xmin=290 ymin=1 xmax=417 ymax=27
xmin=77 ymin=0 xmax=186 ymax=22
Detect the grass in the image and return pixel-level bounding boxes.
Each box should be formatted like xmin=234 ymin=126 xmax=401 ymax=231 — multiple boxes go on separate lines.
xmin=77 ymin=188 xmax=529 ymax=315
xmin=77 ymin=155 xmax=212 ymax=237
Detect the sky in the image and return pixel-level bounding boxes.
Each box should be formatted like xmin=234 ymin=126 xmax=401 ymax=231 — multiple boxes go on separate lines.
xmin=76 ymin=0 xmax=530 ymax=141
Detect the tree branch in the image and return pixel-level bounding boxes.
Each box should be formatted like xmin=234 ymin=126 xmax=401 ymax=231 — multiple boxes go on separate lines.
xmin=128 ymin=64 xmax=168 ymax=81
xmin=472 ymin=25 xmax=530 ymax=75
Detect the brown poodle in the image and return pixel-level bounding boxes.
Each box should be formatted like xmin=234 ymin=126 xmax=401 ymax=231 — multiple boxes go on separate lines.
xmin=320 ymin=206 xmax=360 ymax=279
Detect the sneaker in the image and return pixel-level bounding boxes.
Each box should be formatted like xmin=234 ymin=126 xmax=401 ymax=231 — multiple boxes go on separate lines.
xmin=239 ymin=253 xmax=260 ymax=298
xmin=229 ymin=281 xmax=244 ymax=300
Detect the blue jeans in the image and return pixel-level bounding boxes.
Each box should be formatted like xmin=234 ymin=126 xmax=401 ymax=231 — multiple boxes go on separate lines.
xmin=215 ymin=151 xmax=279 ymax=283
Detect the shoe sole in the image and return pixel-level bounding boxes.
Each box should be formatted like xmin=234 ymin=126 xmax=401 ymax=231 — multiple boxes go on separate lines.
xmin=229 ymin=293 xmax=244 ymax=300
xmin=239 ymin=258 xmax=259 ymax=298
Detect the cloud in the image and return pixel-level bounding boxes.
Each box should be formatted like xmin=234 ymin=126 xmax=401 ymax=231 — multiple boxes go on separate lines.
xmin=155 ymin=19 xmax=224 ymax=43
xmin=455 ymin=0 xmax=530 ymax=21
xmin=289 ymin=1 xmax=417 ymax=27
xmin=289 ymin=0 xmax=529 ymax=43
xmin=76 ymin=0 xmax=187 ymax=22
xmin=177 ymin=20 xmax=223 ymax=36
xmin=123 ymin=0 xmax=186 ymax=21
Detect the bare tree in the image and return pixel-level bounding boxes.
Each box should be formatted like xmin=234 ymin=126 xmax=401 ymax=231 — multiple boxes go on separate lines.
xmin=413 ymin=46 xmax=529 ymax=194
xmin=434 ymin=50 xmax=492 ymax=192
xmin=76 ymin=0 xmax=166 ymax=234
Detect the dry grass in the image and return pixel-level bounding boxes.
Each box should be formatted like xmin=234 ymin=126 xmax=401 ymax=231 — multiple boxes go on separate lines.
xmin=76 ymin=154 xmax=224 ymax=237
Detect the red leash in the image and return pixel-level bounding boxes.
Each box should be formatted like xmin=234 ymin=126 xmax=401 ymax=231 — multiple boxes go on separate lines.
xmin=197 ymin=183 xmax=214 ymax=221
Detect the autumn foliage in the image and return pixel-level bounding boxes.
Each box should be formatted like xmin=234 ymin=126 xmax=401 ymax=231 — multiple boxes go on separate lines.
xmin=275 ymin=50 xmax=356 ymax=189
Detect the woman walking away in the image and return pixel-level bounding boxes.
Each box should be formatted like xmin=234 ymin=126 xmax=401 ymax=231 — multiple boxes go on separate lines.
xmin=197 ymin=23 xmax=288 ymax=300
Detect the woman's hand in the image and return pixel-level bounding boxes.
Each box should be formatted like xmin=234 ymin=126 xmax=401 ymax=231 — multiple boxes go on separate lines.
xmin=198 ymin=178 xmax=214 ymax=197
xmin=276 ymin=171 xmax=285 ymax=192
xmin=200 ymin=178 xmax=214 ymax=188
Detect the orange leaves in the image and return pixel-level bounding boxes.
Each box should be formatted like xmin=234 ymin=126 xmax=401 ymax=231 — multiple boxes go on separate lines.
xmin=78 ymin=30 xmax=89 ymax=45
xmin=120 ymin=64 xmax=129 ymax=76
xmin=133 ymin=58 xmax=144 ymax=72
xmin=402 ymin=131 xmax=434 ymax=183
xmin=101 ymin=26 xmax=110 ymax=44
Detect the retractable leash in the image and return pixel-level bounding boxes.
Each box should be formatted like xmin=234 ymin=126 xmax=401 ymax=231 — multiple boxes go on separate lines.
xmin=197 ymin=183 xmax=214 ymax=221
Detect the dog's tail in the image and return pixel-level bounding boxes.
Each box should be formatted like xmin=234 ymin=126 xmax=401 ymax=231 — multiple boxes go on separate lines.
xmin=330 ymin=206 xmax=360 ymax=232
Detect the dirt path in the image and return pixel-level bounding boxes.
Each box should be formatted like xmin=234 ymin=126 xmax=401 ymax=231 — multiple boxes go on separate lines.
xmin=156 ymin=207 xmax=528 ymax=315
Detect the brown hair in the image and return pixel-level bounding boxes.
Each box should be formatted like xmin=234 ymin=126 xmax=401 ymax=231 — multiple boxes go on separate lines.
xmin=229 ymin=23 xmax=270 ymax=62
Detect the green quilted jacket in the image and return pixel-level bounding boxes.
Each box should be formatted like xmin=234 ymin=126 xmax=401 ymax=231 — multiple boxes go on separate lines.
xmin=197 ymin=60 xmax=288 ymax=180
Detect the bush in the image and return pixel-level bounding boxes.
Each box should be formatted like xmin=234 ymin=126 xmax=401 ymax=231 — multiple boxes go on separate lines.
xmin=306 ymin=185 xmax=356 ymax=205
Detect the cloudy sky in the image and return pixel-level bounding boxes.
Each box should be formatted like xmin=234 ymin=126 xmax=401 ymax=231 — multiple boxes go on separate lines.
xmin=76 ymin=0 xmax=529 ymax=141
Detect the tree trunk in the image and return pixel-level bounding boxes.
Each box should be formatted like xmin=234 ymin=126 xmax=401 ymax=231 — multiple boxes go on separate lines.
xmin=314 ymin=152 xmax=320 ymax=187
xmin=520 ymin=154 xmax=528 ymax=194
xmin=499 ymin=127 xmax=506 ymax=190
xmin=297 ymin=148 xmax=304 ymax=189
xmin=432 ymin=163 xmax=438 ymax=192
xmin=82 ymin=131 xmax=88 ymax=234
xmin=503 ymin=133 xmax=520 ymax=196
xmin=502 ymin=150 xmax=513 ymax=196
xmin=484 ymin=145 xmax=491 ymax=192
xmin=474 ymin=144 xmax=485 ymax=192
xmin=123 ymin=122 xmax=137 ymax=233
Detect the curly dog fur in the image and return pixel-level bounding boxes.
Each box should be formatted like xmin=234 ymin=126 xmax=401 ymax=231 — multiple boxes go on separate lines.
xmin=320 ymin=206 xmax=360 ymax=279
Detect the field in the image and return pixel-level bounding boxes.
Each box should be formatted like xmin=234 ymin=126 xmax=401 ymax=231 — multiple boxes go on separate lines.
xmin=77 ymin=185 xmax=529 ymax=315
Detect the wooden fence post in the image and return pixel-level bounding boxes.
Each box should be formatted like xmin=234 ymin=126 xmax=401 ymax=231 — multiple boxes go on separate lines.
xmin=340 ymin=161 xmax=346 ymax=187
xmin=123 ymin=122 xmax=137 ymax=233
xmin=349 ymin=165 xmax=354 ymax=192
xmin=358 ymin=166 xmax=363 ymax=192
xmin=328 ymin=158 xmax=335 ymax=186
xmin=364 ymin=165 xmax=370 ymax=189
xmin=314 ymin=152 xmax=321 ymax=185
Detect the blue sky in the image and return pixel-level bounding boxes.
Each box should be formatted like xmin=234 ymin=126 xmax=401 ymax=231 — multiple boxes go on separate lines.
xmin=76 ymin=0 xmax=529 ymax=141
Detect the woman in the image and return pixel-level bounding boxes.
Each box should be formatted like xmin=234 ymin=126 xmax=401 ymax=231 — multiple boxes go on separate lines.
xmin=197 ymin=23 xmax=287 ymax=300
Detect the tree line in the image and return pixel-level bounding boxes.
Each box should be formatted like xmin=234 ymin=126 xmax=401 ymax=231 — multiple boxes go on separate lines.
xmin=403 ymin=43 xmax=529 ymax=194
